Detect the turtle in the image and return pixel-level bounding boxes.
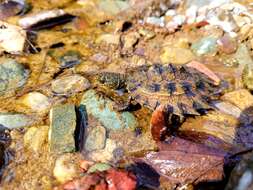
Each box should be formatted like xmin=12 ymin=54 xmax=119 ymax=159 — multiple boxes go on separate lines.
xmin=94 ymin=63 xmax=226 ymax=141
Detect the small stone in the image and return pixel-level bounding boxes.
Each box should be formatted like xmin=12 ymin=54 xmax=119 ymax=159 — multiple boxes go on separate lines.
xmin=81 ymin=90 xmax=138 ymax=130
xmin=191 ymin=37 xmax=218 ymax=56
xmin=138 ymin=29 xmax=155 ymax=40
xmin=222 ymin=89 xmax=253 ymax=111
xmin=51 ymin=74 xmax=90 ymax=96
xmin=24 ymin=125 xmax=49 ymax=153
xmin=48 ymin=104 xmax=76 ymax=153
xmin=146 ymin=17 xmax=165 ymax=27
xmin=0 ymin=21 xmax=26 ymax=53
xmin=58 ymin=50 xmax=82 ymax=69
xmin=0 ymin=113 xmax=34 ymax=129
xmin=217 ymin=35 xmax=237 ymax=54
xmin=96 ymin=34 xmax=120 ymax=45
xmin=122 ymin=32 xmax=140 ymax=50
xmin=80 ymin=160 xmax=94 ymax=171
xmin=235 ymin=44 xmax=253 ymax=66
xmin=90 ymin=53 xmax=108 ymax=63
xmin=242 ymin=64 xmax=253 ymax=91
xmin=160 ymin=47 xmax=195 ymax=64
xmin=87 ymin=139 xmax=121 ymax=163
xmin=74 ymin=61 xmax=100 ymax=75
xmin=87 ymin=163 xmax=111 ymax=173
xmin=17 ymin=92 xmax=51 ymax=113
xmin=53 ymin=153 xmax=79 ymax=183
xmin=0 ymin=58 xmax=29 ymax=95
xmin=85 ymin=125 xmax=106 ymax=152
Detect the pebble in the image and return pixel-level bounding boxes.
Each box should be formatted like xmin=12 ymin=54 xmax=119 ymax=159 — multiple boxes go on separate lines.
xmin=221 ymin=89 xmax=253 ymax=111
xmin=217 ymin=35 xmax=237 ymax=54
xmin=191 ymin=36 xmax=218 ymax=56
xmin=160 ymin=47 xmax=195 ymax=64
xmin=96 ymin=34 xmax=120 ymax=45
xmin=0 ymin=58 xmax=29 ymax=95
xmin=0 ymin=21 xmax=26 ymax=53
xmin=51 ymin=74 xmax=90 ymax=96
xmin=0 ymin=113 xmax=34 ymax=129
xmin=87 ymin=163 xmax=111 ymax=173
xmin=53 ymin=153 xmax=79 ymax=183
xmin=48 ymin=104 xmax=76 ymax=153
xmin=85 ymin=125 xmax=106 ymax=152
xmin=122 ymin=32 xmax=140 ymax=50
xmin=81 ymin=90 xmax=138 ymax=130
xmin=146 ymin=16 xmax=165 ymax=27
xmin=17 ymin=92 xmax=51 ymax=113
xmin=58 ymin=50 xmax=82 ymax=69
xmin=90 ymin=53 xmax=108 ymax=63
xmin=24 ymin=126 xmax=49 ymax=153
xmin=242 ymin=64 xmax=253 ymax=91
xmin=87 ymin=139 xmax=122 ymax=163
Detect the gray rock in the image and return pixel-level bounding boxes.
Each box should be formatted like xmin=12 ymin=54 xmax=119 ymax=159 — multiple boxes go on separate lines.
xmin=80 ymin=90 xmax=138 ymax=130
xmin=51 ymin=74 xmax=90 ymax=96
xmin=48 ymin=104 xmax=76 ymax=153
xmin=0 ymin=113 xmax=34 ymax=129
xmin=85 ymin=125 xmax=106 ymax=152
xmin=0 ymin=58 xmax=29 ymax=95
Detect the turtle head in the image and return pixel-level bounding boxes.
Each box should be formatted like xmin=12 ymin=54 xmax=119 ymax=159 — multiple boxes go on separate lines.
xmin=95 ymin=72 xmax=126 ymax=90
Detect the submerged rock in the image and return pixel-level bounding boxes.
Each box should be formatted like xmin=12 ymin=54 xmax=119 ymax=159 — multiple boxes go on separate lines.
xmin=242 ymin=64 xmax=253 ymax=91
xmin=217 ymin=35 xmax=237 ymax=54
xmin=0 ymin=113 xmax=34 ymax=129
xmin=225 ymin=153 xmax=253 ymax=190
xmin=191 ymin=37 xmax=218 ymax=56
xmin=85 ymin=125 xmax=106 ymax=152
xmin=160 ymin=47 xmax=195 ymax=64
xmin=53 ymin=153 xmax=79 ymax=183
xmin=51 ymin=74 xmax=90 ymax=96
xmin=80 ymin=90 xmax=138 ymax=130
xmin=16 ymin=92 xmax=51 ymax=113
xmin=24 ymin=125 xmax=49 ymax=153
xmin=87 ymin=163 xmax=111 ymax=173
xmin=58 ymin=51 xmax=82 ymax=69
xmin=0 ymin=58 xmax=29 ymax=95
xmin=87 ymin=139 xmax=122 ymax=163
xmin=221 ymin=89 xmax=253 ymax=111
xmin=48 ymin=104 xmax=76 ymax=153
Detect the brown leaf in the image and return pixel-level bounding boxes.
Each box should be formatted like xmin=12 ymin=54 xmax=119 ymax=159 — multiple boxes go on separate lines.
xmin=142 ymin=138 xmax=225 ymax=185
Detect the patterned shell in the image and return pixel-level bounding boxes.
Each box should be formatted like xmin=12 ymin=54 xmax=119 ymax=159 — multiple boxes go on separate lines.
xmin=126 ymin=64 xmax=221 ymax=116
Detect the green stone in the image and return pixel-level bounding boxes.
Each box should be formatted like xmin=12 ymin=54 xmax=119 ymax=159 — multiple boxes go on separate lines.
xmin=80 ymin=90 xmax=138 ymax=130
xmin=49 ymin=104 xmax=76 ymax=154
xmin=87 ymin=163 xmax=111 ymax=173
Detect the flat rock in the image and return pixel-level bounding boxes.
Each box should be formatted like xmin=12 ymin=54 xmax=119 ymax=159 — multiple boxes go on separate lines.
xmin=160 ymin=47 xmax=195 ymax=64
xmin=87 ymin=139 xmax=122 ymax=163
xmin=48 ymin=104 xmax=76 ymax=153
xmin=0 ymin=113 xmax=34 ymax=129
xmin=17 ymin=92 xmax=51 ymax=113
xmin=51 ymin=74 xmax=90 ymax=96
xmin=80 ymin=90 xmax=138 ymax=130
xmin=85 ymin=125 xmax=106 ymax=152
xmin=24 ymin=125 xmax=49 ymax=153
xmin=222 ymin=89 xmax=253 ymax=111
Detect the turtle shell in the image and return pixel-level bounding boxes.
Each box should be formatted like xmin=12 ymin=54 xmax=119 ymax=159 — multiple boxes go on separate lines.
xmin=126 ymin=64 xmax=221 ymax=116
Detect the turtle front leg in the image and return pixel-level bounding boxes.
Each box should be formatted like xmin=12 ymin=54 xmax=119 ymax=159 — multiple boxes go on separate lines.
xmin=151 ymin=105 xmax=185 ymax=141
